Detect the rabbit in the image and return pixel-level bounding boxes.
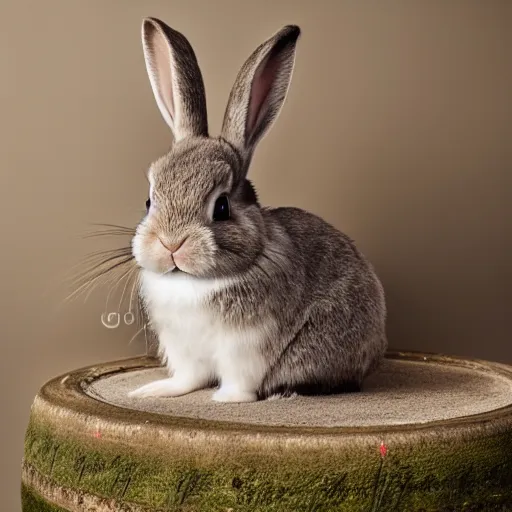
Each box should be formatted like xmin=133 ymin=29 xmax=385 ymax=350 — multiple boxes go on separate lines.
xmin=129 ymin=17 xmax=387 ymax=403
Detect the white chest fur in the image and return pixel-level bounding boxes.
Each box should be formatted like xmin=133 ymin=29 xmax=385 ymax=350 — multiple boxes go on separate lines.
xmin=139 ymin=270 xmax=272 ymax=402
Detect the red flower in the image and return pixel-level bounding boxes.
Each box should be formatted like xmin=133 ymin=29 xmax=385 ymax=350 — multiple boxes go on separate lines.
xmin=380 ymin=441 xmax=387 ymax=457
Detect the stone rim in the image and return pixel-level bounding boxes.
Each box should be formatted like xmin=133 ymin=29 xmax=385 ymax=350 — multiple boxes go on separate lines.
xmin=38 ymin=350 xmax=512 ymax=437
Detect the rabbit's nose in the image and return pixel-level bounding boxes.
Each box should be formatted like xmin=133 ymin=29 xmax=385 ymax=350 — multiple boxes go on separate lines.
xmin=159 ymin=237 xmax=186 ymax=254
xmin=172 ymin=239 xmax=192 ymax=269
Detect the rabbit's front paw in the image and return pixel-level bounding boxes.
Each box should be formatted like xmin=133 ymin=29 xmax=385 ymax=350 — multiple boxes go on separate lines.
xmin=212 ymin=386 xmax=257 ymax=403
xmin=128 ymin=378 xmax=194 ymax=398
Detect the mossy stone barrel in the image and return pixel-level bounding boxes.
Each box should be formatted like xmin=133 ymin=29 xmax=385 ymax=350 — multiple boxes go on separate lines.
xmin=22 ymin=351 xmax=512 ymax=511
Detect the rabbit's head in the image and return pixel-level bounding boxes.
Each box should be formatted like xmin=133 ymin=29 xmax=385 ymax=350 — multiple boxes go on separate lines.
xmin=132 ymin=18 xmax=300 ymax=278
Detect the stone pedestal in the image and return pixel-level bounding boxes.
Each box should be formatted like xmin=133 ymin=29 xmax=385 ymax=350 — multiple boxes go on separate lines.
xmin=22 ymin=352 xmax=512 ymax=511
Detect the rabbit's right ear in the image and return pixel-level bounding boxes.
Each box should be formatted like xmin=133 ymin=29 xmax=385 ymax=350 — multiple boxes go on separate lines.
xmin=221 ymin=25 xmax=300 ymax=163
xmin=142 ymin=18 xmax=208 ymax=141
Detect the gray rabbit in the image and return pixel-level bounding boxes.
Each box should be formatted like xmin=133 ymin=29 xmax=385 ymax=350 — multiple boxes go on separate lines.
xmin=129 ymin=18 xmax=387 ymax=402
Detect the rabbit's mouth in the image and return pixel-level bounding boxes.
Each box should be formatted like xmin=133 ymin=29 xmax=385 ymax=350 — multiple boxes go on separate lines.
xmin=167 ymin=265 xmax=188 ymax=276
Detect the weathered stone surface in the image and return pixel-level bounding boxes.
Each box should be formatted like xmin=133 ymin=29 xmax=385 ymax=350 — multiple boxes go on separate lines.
xmin=21 ymin=352 xmax=512 ymax=511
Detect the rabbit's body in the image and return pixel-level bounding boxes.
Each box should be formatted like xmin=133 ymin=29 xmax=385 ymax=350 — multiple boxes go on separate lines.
xmin=136 ymin=190 xmax=386 ymax=401
xmin=129 ymin=20 xmax=387 ymax=402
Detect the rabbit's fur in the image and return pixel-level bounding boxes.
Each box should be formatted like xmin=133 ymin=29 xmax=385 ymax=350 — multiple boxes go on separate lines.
xmin=130 ymin=18 xmax=387 ymax=402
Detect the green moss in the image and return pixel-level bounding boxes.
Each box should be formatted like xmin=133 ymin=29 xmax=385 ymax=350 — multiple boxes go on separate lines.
xmin=23 ymin=416 xmax=512 ymax=512
xmin=21 ymin=484 xmax=68 ymax=512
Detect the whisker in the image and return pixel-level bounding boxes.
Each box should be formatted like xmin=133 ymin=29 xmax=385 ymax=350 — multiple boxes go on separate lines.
xmin=79 ymin=263 xmax=135 ymax=305
xmin=128 ymin=325 xmax=145 ymax=345
xmin=60 ymin=219 xmax=142 ymax=325
xmin=66 ymin=258 xmax=126 ymax=295
xmin=119 ymin=266 xmax=139 ymax=311
xmin=64 ymin=256 xmax=135 ymax=303
xmin=69 ymin=250 xmax=133 ymax=279
xmin=83 ymin=230 xmax=135 ymax=239
xmin=91 ymin=264 xmax=134 ymax=305
xmin=65 ymin=248 xmax=133 ymax=276
xmin=84 ymin=256 xmax=135 ymax=284
xmin=137 ymin=291 xmax=146 ymax=330
xmin=82 ymin=247 xmax=133 ymax=259
xmin=89 ymin=223 xmax=135 ymax=232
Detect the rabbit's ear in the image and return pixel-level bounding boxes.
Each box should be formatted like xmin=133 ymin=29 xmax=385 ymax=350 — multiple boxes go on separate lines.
xmin=142 ymin=18 xmax=208 ymax=141
xmin=221 ymin=25 xmax=300 ymax=160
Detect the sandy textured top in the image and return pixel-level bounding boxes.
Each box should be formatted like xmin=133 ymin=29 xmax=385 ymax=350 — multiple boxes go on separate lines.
xmin=85 ymin=358 xmax=512 ymax=427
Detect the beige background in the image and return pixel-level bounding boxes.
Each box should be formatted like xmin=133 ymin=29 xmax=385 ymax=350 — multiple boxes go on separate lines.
xmin=1 ymin=1 xmax=510 ymax=509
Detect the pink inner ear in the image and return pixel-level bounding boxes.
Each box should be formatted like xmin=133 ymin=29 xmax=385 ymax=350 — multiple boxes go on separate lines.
xmin=152 ymin=30 xmax=175 ymax=123
xmin=246 ymin=52 xmax=282 ymax=138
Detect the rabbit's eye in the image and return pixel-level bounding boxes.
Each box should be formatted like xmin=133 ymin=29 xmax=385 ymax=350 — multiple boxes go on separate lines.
xmin=213 ymin=196 xmax=230 ymax=221
xmin=145 ymin=198 xmax=151 ymax=213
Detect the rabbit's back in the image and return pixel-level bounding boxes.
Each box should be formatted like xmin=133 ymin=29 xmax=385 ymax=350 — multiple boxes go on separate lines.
xmin=256 ymin=207 xmax=387 ymax=396
xmin=268 ymin=207 xmax=384 ymax=305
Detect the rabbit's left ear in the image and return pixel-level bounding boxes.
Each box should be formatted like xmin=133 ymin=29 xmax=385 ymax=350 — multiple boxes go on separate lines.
xmin=142 ymin=18 xmax=208 ymax=141
xmin=221 ymin=25 xmax=300 ymax=161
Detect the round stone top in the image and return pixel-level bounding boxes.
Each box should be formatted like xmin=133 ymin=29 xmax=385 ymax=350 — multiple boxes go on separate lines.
xmin=86 ymin=352 xmax=512 ymax=428
xmin=25 ymin=351 xmax=512 ymax=511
